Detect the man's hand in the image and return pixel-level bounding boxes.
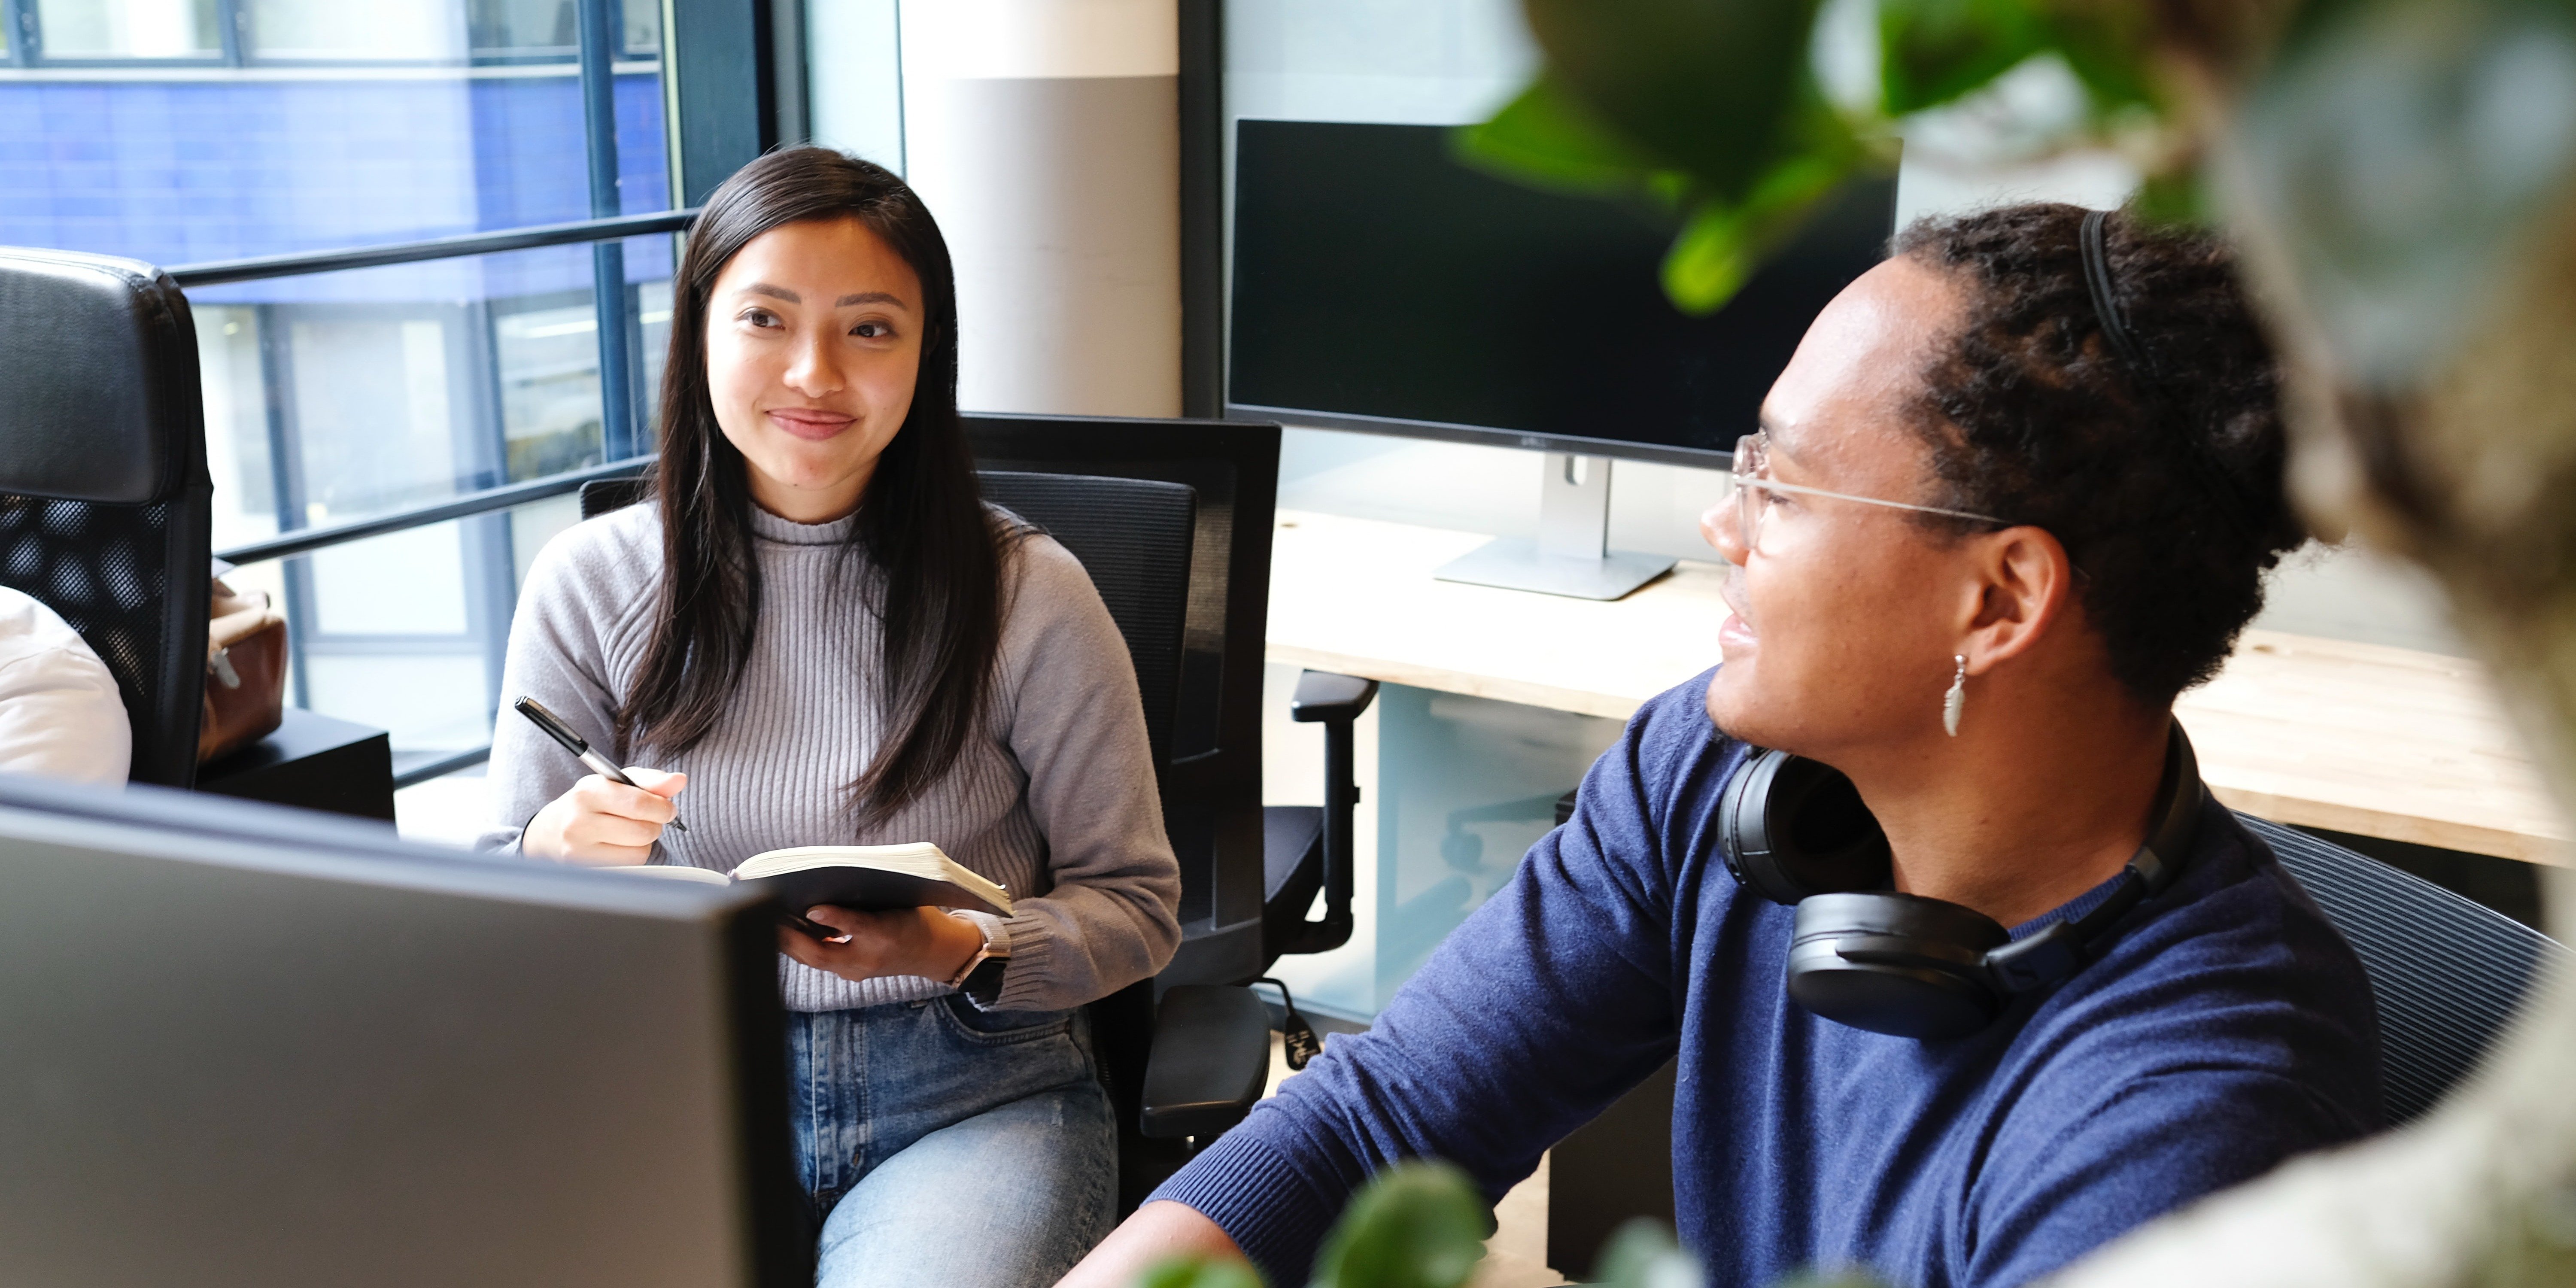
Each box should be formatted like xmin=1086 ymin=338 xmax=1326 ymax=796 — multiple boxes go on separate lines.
xmin=778 ymin=905 xmax=986 ymax=984
xmin=522 ymin=767 xmax=685 ymax=864
xmin=1054 ymin=1201 xmax=1250 ymax=1288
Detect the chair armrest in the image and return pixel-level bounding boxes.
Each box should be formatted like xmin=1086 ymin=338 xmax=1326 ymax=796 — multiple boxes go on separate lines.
xmin=1274 ymin=671 xmax=1376 ymax=959
xmin=1291 ymin=670 xmax=1378 ymax=724
xmin=1139 ymin=985 xmax=1273 ymax=1139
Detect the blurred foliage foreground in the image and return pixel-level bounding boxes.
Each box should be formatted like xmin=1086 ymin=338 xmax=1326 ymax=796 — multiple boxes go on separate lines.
xmin=1148 ymin=1 xmax=2576 ymax=1286
xmin=1136 ymin=1162 xmax=1730 ymax=1288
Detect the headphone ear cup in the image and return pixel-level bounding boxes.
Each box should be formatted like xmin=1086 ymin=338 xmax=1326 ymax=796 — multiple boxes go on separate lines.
xmin=1720 ymin=750 xmax=1891 ymax=905
xmin=1786 ymin=893 xmax=2011 ymax=1040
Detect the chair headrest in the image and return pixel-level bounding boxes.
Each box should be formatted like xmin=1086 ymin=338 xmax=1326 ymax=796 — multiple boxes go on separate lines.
xmin=0 ymin=248 xmax=205 ymax=504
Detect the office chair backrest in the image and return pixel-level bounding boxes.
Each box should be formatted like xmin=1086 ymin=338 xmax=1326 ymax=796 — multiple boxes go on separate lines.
xmin=2242 ymin=815 xmax=2567 ymax=1124
xmin=979 ymin=471 xmax=1195 ymax=765
xmin=577 ymin=475 xmax=647 ymax=521
xmin=0 ymin=248 xmax=213 ymax=787
xmin=966 ymin=414 xmax=1283 ymax=985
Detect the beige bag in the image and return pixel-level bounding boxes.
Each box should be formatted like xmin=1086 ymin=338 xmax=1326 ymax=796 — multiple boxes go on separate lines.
xmin=199 ymin=575 xmax=287 ymax=762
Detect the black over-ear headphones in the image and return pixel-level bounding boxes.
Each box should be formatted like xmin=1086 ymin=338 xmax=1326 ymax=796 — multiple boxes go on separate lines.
xmin=1718 ymin=724 xmax=2206 ymax=1040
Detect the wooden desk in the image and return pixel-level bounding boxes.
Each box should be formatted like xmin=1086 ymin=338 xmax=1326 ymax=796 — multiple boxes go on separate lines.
xmin=1265 ymin=509 xmax=2570 ymax=865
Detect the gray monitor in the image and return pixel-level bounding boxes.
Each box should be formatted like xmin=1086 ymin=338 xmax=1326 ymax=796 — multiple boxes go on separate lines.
xmin=0 ymin=776 xmax=807 ymax=1288
xmin=1229 ymin=119 xmax=1898 ymax=469
xmin=1229 ymin=119 xmax=1898 ymax=600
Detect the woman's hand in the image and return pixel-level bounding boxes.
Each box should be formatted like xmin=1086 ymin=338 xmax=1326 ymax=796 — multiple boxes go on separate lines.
xmin=780 ymin=905 xmax=985 ymax=984
xmin=521 ymin=767 xmax=686 ymax=864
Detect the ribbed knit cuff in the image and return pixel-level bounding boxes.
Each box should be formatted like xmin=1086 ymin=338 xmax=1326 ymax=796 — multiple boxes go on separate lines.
xmin=992 ymin=911 xmax=1058 ymax=1012
xmin=1148 ymin=1130 xmax=1344 ymax=1288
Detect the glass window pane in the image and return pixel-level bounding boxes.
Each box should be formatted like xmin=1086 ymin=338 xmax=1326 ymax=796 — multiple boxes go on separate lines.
xmin=33 ymin=0 xmax=222 ymax=59
xmin=192 ymin=304 xmax=279 ymax=550
xmin=495 ymin=297 xmax=607 ymax=478
xmin=638 ymin=277 xmax=671 ymax=439
xmin=299 ymin=630 xmax=491 ymax=744
xmin=185 ymin=233 xmax=674 ymax=763
xmin=311 ymin=525 xmax=474 ymax=635
xmin=621 ymin=0 xmax=658 ymax=55
xmin=0 ymin=27 xmax=669 ymax=263
xmin=183 ymin=231 xmax=672 ymax=529
xmin=283 ymin=311 xmax=470 ymax=521
xmin=466 ymin=0 xmax=573 ymax=58
xmin=245 ymin=0 xmax=469 ymax=61
xmin=806 ymin=0 xmax=905 ymax=171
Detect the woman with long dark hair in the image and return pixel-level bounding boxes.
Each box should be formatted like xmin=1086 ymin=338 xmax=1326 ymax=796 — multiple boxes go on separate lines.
xmin=480 ymin=147 xmax=1181 ymax=1287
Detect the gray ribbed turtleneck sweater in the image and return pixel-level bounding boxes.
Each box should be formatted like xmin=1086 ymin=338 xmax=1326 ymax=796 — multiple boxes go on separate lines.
xmin=477 ymin=502 xmax=1182 ymax=1013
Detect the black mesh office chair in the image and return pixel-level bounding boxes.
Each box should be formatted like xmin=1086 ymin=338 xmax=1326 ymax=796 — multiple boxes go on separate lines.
xmin=2242 ymin=816 xmax=2565 ymax=1122
xmin=0 ymin=248 xmax=213 ymax=787
xmin=1545 ymin=814 xmax=2572 ymax=1278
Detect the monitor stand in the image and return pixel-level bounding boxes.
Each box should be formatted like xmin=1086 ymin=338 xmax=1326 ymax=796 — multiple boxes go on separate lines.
xmin=1434 ymin=453 xmax=1676 ymax=601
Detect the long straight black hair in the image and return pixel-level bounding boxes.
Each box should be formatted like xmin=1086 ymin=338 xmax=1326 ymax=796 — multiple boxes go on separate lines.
xmin=617 ymin=146 xmax=1016 ymax=825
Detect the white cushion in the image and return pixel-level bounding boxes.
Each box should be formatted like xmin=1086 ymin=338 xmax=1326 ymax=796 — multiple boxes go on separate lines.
xmin=0 ymin=586 xmax=131 ymax=785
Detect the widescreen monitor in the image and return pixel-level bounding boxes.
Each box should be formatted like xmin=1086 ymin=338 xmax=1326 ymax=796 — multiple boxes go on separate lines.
xmin=0 ymin=776 xmax=806 ymax=1288
xmin=1228 ymin=119 xmax=1899 ymax=469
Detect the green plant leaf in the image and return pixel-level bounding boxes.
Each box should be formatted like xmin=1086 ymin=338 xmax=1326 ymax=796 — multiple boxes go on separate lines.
xmin=2035 ymin=3 xmax=2166 ymax=119
xmin=1591 ymin=1219 xmax=1703 ymax=1288
xmin=1136 ymin=1257 xmax=1266 ymax=1288
xmin=1308 ymin=1161 xmax=1490 ymax=1288
xmin=1877 ymin=0 xmax=2053 ymax=114
xmin=2130 ymin=167 xmax=2207 ymax=226
xmin=1660 ymin=92 xmax=1871 ymax=314
xmin=1457 ymin=76 xmax=1670 ymax=194
xmin=1519 ymin=0 xmax=1826 ymax=204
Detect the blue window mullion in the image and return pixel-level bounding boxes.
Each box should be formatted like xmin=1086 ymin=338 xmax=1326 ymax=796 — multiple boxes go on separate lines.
xmin=216 ymin=0 xmax=246 ymax=67
xmin=4 ymin=0 xmax=32 ymax=66
xmin=578 ymin=0 xmax=638 ymax=462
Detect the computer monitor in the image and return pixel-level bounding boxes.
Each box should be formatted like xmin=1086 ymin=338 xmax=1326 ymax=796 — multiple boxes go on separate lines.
xmin=0 ymin=776 xmax=807 ymax=1288
xmin=1229 ymin=119 xmax=1898 ymax=598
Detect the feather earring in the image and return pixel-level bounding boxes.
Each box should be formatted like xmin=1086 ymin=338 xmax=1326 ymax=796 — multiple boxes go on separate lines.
xmin=1942 ymin=655 xmax=1967 ymax=738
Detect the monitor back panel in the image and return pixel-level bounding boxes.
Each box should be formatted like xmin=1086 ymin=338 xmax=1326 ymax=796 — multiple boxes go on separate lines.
xmin=0 ymin=800 xmax=796 ymax=1288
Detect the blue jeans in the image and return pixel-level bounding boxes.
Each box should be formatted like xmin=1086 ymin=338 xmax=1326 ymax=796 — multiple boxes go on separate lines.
xmin=786 ymin=996 xmax=1116 ymax=1288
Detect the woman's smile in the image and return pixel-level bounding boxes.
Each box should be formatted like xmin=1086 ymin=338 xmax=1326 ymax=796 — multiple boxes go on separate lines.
xmin=766 ymin=406 xmax=857 ymax=441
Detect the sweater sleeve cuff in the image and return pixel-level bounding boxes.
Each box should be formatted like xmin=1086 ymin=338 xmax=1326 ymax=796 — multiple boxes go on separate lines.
xmin=1148 ymin=1129 xmax=1346 ymax=1288
xmin=990 ymin=912 xmax=1060 ymax=1012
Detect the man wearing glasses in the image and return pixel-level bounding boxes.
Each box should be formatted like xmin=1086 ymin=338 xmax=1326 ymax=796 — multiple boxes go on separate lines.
xmin=1060 ymin=207 xmax=2378 ymax=1288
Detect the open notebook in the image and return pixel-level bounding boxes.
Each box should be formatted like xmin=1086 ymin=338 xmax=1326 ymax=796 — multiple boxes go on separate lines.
xmin=607 ymin=842 xmax=1012 ymax=925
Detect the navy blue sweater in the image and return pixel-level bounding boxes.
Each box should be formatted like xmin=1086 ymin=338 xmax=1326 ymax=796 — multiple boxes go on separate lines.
xmin=1155 ymin=673 xmax=2380 ymax=1288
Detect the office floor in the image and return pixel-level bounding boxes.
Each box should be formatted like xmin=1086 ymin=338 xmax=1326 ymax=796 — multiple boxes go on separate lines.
xmin=1263 ymin=1033 xmax=1570 ymax=1288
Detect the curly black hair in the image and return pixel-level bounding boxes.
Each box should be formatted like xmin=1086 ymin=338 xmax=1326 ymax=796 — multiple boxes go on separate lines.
xmin=1893 ymin=204 xmax=2306 ymax=706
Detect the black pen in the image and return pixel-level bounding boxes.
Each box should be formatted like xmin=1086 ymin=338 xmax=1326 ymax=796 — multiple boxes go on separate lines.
xmin=512 ymin=696 xmax=688 ymax=834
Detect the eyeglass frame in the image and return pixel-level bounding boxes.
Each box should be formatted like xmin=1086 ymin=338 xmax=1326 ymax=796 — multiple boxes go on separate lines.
xmin=1727 ymin=430 xmax=2008 ymax=552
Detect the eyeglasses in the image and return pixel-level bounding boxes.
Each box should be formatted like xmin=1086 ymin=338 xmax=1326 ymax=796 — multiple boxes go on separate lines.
xmin=1726 ymin=431 xmax=2007 ymax=553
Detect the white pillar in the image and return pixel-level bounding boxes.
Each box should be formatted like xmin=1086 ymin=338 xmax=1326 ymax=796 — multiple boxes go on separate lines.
xmin=897 ymin=0 xmax=1182 ymax=418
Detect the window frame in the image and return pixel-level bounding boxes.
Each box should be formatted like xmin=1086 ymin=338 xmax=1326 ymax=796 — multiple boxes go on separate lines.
xmin=117 ymin=0 xmax=786 ymax=784
xmin=0 ymin=0 xmax=663 ymax=70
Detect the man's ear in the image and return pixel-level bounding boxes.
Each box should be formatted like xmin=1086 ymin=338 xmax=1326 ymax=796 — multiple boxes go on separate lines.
xmin=1959 ymin=526 xmax=2074 ymax=673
